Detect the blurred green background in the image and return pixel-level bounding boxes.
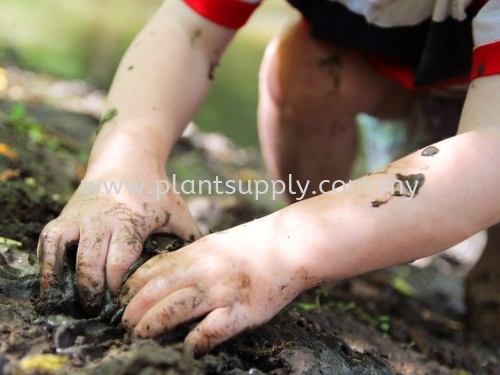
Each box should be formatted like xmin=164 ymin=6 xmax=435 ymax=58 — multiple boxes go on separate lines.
xmin=0 ymin=0 xmax=294 ymax=147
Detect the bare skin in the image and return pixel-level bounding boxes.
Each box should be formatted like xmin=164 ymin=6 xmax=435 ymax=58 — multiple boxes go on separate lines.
xmin=120 ymin=127 xmax=500 ymax=353
xmin=258 ymin=16 xmax=413 ymax=201
xmin=39 ymin=1 xmax=500 ymax=352
xmin=258 ymin=17 xmax=500 ymax=341
xmin=38 ymin=173 xmax=197 ymax=311
xmin=120 ymin=222 xmax=306 ymax=353
xmin=37 ymin=0 xmax=229 ymax=305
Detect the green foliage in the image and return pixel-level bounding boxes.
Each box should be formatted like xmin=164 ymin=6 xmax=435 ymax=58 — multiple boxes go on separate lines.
xmin=330 ymin=299 xmax=392 ymax=336
xmin=7 ymin=104 xmax=63 ymax=151
xmin=297 ymin=302 xmax=319 ymax=311
xmin=7 ymin=103 xmax=27 ymax=123
xmin=99 ymin=108 xmax=118 ymax=126
xmin=297 ymin=289 xmax=329 ymax=312
xmin=96 ymin=107 xmax=118 ymax=134
xmin=378 ymin=314 xmax=390 ymax=334
xmin=0 ymin=0 xmax=290 ymax=147
xmin=391 ymin=266 xmax=416 ymax=297
xmin=391 ymin=276 xmax=416 ymax=297
xmin=14 ymin=47 xmax=87 ymax=81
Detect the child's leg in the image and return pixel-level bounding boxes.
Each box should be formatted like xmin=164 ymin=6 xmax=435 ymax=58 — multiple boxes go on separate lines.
xmin=258 ymin=13 xmax=500 ymax=340
xmin=257 ymin=14 xmax=412 ymax=202
xmin=466 ymin=225 xmax=500 ymax=342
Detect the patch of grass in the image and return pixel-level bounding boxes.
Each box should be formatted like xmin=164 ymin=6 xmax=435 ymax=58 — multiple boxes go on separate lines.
xmin=6 ymin=103 xmax=78 ymax=152
xmin=0 ymin=0 xmax=293 ymax=147
xmin=0 ymin=0 xmax=158 ymax=86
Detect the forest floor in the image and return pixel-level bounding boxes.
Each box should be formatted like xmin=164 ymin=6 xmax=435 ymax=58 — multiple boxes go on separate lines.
xmin=0 ymin=67 xmax=499 ymax=374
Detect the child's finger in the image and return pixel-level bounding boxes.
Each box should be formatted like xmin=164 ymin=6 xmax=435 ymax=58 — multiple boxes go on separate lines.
xmin=120 ymin=270 xmax=192 ymax=325
xmin=130 ymin=284 xmax=216 ymax=338
xmin=158 ymin=198 xmax=202 ymax=241
xmin=185 ymin=305 xmax=252 ymax=353
xmin=75 ymin=221 xmax=110 ymax=315
xmin=118 ymin=250 xmax=180 ymax=304
xmin=105 ymin=225 xmax=145 ymax=294
xmin=37 ymin=220 xmax=80 ymax=290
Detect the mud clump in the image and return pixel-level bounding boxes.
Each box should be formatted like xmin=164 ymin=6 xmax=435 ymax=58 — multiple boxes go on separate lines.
xmin=74 ymin=311 xmax=395 ymax=375
xmin=36 ymin=263 xmax=83 ymax=318
xmin=2 ymin=97 xmax=500 ymax=373
xmin=0 ymin=244 xmax=38 ymax=299
xmin=7 ymin=225 xmax=397 ymax=374
xmin=214 ymin=312 xmax=395 ymax=375
xmin=35 ymin=233 xmax=186 ymax=321
xmin=0 ymin=179 xmax=59 ymax=305
xmin=29 ymin=234 xmax=187 ymax=361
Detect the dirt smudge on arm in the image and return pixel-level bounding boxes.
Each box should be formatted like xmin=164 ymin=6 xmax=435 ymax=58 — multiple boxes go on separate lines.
xmin=190 ymin=29 xmax=202 ymax=46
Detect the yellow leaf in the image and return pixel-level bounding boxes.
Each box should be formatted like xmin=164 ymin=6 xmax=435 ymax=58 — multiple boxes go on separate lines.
xmin=19 ymin=354 xmax=69 ymax=372
xmin=0 ymin=168 xmax=20 ymax=181
xmin=0 ymin=143 xmax=18 ymax=161
xmin=0 ymin=237 xmax=22 ymax=247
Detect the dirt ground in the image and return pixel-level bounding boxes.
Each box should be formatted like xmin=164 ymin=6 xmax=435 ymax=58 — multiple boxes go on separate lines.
xmin=0 ymin=71 xmax=499 ymax=374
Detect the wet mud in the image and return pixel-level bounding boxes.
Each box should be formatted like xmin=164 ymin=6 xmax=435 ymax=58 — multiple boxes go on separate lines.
xmin=421 ymin=146 xmax=439 ymax=157
xmin=2 ymin=173 xmax=499 ymax=375
xmin=1 ymin=97 xmax=499 ymax=374
xmin=35 ymin=233 xmax=185 ymax=321
xmin=1 ymin=196 xmax=396 ymax=374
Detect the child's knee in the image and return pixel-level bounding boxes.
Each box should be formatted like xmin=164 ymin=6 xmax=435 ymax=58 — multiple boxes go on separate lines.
xmin=259 ymin=16 xmax=403 ymax=124
xmin=260 ymin=18 xmax=347 ymax=117
xmin=259 ymin=20 xmax=325 ymax=119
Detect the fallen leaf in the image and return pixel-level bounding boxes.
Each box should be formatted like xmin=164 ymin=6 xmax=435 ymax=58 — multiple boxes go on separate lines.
xmin=0 ymin=143 xmax=18 ymax=161
xmin=0 ymin=237 xmax=22 ymax=247
xmin=18 ymin=354 xmax=69 ymax=372
xmin=0 ymin=168 xmax=20 ymax=181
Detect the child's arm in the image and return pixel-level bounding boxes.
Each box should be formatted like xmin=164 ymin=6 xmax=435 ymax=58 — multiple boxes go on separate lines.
xmin=38 ymin=0 xmax=236 ymax=311
xmin=119 ymin=74 xmax=500 ymax=353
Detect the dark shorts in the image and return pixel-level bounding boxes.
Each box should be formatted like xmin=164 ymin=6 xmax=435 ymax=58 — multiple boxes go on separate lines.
xmin=286 ymin=0 xmax=474 ymax=90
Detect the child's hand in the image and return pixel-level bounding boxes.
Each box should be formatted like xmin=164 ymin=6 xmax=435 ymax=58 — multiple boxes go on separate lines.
xmin=37 ymin=173 xmax=200 ymax=314
xmin=119 ymin=217 xmax=306 ymax=353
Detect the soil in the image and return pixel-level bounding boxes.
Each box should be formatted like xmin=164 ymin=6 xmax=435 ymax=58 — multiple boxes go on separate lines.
xmin=0 ymin=72 xmax=499 ymax=375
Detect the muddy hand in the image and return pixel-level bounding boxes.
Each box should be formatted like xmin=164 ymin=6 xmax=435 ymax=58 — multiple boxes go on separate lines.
xmin=119 ymin=218 xmax=305 ymax=354
xmin=37 ymin=175 xmax=200 ymax=315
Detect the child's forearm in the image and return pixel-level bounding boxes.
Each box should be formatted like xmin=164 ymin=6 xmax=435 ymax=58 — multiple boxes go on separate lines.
xmin=271 ymin=76 xmax=500 ymax=288
xmin=86 ymin=0 xmax=235 ymax=178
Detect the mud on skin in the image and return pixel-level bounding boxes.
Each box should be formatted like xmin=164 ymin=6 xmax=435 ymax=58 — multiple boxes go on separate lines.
xmin=318 ymin=53 xmax=342 ymax=92
xmin=95 ymin=107 xmax=117 ymax=135
xmin=29 ymin=234 xmax=189 ymax=358
xmin=393 ymin=173 xmax=425 ymax=197
xmin=37 ymin=199 xmax=173 ymax=316
xmin=2 ymin=172 xmax=499 ymax=373
xmin=372 ymin=146 xmax=436 ymax=207
xmin=35 ymin=233 xmax=186 ymax=322
xmin=371 ymin=173 xmax=425 ymax=208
